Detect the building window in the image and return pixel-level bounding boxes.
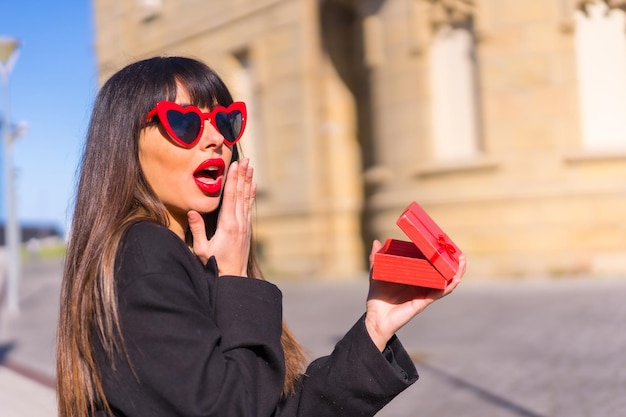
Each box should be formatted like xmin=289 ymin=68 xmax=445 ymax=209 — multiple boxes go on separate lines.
xmin=575 ymin=2 xmax=626 ymax=150
xmin=428 ymin=23 xmax=480 ymax=160
xmin=137 ymin=0 xmax=162 ymax=23
xmin=138 ymin=0 xmax=162 ymax=8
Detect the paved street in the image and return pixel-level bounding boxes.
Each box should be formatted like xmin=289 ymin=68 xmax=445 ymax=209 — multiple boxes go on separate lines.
xmin=1 ymin=257 xmax=625 ymax=416
xmin=281 ymin=276 xmax=626 ymax=417
xmin=0 ymin=257 xmax=60 ymax=417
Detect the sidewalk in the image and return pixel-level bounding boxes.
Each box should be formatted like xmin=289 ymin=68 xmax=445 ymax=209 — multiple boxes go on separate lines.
xmin=0 ymin=366 xmax=57 ymax=417
xmin=0 ymin=256 xmax=60 ymax=417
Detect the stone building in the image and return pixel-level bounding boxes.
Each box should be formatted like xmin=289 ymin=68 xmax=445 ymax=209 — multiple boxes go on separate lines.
xmin=92 ymin=0 xmax=626 ymax=279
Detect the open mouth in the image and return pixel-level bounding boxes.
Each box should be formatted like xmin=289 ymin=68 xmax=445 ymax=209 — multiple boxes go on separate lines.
xmin=193 ymin=158 xmax=225 ymax=193
xmin=194 ymin=166 xmax=221 ymax=181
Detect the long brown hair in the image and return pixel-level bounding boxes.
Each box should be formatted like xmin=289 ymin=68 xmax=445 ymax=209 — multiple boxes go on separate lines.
xmin=57 ymin=56 xmax=306 ymax=417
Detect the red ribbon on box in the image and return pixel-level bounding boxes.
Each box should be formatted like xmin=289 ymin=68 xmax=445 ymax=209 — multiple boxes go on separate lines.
xmin=429 ymin=234 xmax=458 ymax=264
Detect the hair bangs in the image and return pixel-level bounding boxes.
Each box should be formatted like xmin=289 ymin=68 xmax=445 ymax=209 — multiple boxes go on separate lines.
xmin=169 ymin=58 xmax=234 ymax=110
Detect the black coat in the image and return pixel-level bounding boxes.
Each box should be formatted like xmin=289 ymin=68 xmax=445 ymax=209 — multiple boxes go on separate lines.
xmin=92 ymin=222 xmax=418 ymax=417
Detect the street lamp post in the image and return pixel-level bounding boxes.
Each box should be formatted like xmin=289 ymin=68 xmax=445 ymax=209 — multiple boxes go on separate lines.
xmin=0 ymin=36 xmax=21 ymax=313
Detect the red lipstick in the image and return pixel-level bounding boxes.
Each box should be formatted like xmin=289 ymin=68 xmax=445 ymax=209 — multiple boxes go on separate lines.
xmin=193 ymin=158 xmax=225 ymax=194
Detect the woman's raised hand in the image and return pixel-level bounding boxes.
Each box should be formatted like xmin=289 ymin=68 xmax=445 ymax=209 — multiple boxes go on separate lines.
xmin=188 ymin=158 xmax=256 ymax=276
xmin=364 ymin=240 xmax=466 ymax=351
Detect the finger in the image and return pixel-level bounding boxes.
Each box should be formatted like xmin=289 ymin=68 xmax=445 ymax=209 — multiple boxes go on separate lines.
xmin=244 ymin=165 xmax=254 ymax=209
xmin=188 ymin=210 xmax=206 ymax=237
xmin=235 ymin=158 xmax=249 ymax=218
xmin=455 ymin=254 xmax=467 ymax=279
xmin=443 ymin=254 xmax=466 ymax=296
xmin=247 ymin=182 xmax=257 ymax=224
xmin=239 ymin=161 xmax=254 ymax=218
xmin=369 ymin=240 xmax=383 ymax=268
xmin=188 ymin=211 xmax=209 ymax=262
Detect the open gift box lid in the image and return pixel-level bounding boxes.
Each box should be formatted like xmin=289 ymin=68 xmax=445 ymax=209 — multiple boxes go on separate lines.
xmin=372 ymin=201 xmax=462 ymax=289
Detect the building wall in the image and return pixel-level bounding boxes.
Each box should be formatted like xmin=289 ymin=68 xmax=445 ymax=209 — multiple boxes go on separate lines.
xmin=92 ymin=0 xmax=626 ymax=279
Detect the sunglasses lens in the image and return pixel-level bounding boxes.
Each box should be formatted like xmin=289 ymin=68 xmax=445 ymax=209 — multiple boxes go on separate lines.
xmin=214 ymin=110 xmax=243 ymax=144
xmin=166 ymin=109 xmax=201 ymax=145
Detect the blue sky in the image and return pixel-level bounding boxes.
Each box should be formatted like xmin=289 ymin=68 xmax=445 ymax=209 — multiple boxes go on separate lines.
xmin=0 ymin=1 xmax=97 ymax=235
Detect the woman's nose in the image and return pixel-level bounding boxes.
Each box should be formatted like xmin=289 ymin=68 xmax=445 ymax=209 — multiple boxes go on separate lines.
xmin=200 ymin=121 xmax=225 ymax=149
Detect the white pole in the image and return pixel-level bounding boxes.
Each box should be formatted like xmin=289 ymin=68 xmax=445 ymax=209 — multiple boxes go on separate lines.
xmin=0 ymin=37 xmax=21 ymax=313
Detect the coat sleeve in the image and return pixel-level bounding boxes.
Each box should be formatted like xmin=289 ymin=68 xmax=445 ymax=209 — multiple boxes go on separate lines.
xmin=95 ymin=225 xmax=285 ymax=417
xmin=274 ymin=315 xmax=419 ymax=417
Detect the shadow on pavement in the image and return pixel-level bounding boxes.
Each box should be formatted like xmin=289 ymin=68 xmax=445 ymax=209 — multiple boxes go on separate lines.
xmin=416 ymin=359 xmax=547 ymax=417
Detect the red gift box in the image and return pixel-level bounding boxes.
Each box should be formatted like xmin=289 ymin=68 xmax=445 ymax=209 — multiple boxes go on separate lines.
xmin=372 ymin=201 xmax=462 ymax=289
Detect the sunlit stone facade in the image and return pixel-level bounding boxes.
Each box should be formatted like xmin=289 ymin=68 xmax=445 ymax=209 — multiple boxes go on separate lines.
xmin=92 ymin=0 xmax=626 ymax=279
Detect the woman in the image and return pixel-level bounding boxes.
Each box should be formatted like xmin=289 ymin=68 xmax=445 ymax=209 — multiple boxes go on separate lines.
xmin=57 ymin=56 xmax=465 ymax=417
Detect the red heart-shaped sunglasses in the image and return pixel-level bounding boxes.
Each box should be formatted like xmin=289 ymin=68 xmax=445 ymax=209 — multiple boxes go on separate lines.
xmin=145 ymin=101 xmax=247 ymax=147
